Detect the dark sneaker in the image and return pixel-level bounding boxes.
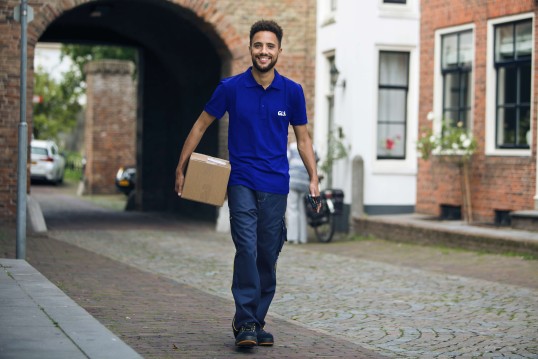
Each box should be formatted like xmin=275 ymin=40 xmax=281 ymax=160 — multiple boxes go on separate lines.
xmin=232 ymin=318 xmax=239 ymax=338
xmin=257 ymin=327 xmax=274 ymax=346
xmin=235 ymin=323 xmax=258 ymax=347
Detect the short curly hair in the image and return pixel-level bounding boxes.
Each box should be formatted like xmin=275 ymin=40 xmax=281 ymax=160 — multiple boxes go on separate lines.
xmin=249 ymin=20 xmax=283 ymax=46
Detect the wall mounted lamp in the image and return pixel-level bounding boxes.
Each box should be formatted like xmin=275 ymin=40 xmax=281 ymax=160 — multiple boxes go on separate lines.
xmin=330 ymin=62 xmax=346 ymax=89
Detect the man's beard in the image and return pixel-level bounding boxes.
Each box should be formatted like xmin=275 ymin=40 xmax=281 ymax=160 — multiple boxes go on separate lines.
xmin=252 ymin=55 xmax=278 ymax=73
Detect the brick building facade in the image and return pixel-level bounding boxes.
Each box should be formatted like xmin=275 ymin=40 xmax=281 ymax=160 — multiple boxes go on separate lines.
xmin=0 ymin=0 xmax=316 ymax=224
xmin=417 ymin=0 xmax=537 ymax=223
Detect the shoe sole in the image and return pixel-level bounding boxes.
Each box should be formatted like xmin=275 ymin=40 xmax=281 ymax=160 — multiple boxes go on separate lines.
xmin=236 ymin=339 xmax=257 ymax=347
xmin=258 ymin=342 xmax=274 ymax=346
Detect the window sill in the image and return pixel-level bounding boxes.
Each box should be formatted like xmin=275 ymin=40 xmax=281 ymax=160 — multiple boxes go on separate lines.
xmin=485 ymin=148 xmax=532 ymax=157
xmin=378 ymin=4 xmax=418 ymax=19
xmin=321 ymin=15 xmax=336 ymax=27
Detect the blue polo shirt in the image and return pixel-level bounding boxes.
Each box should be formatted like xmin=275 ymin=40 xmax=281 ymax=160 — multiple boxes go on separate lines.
xmin=204 ymin=67 xmax=308 ymax=194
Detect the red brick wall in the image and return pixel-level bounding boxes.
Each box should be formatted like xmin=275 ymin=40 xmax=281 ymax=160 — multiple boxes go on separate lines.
xmin=0 ymin=0 xmax=316 ymax=223
xmin=84 ymin=60 xmax=136 ymax=195
xmin=418 ymin=0 xmax=537 ymax=223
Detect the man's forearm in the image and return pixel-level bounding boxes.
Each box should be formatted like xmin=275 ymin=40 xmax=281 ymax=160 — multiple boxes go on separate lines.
xmin=177 ymin=111 xmax=216 ymax=172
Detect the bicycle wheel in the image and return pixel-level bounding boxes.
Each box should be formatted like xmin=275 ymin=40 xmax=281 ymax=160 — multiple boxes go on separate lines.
xmin=314 ymin=210 xmax=335 ymax=243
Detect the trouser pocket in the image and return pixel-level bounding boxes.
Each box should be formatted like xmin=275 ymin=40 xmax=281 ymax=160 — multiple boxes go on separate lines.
xmin=279 ymin=217 xmax=287 ymax=253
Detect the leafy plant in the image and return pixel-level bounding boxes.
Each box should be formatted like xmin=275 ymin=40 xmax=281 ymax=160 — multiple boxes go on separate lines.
xmin=320 ymin=129 xmax=349 ymax=177
xmin=417 ymin=122 xmax=477 ymax=162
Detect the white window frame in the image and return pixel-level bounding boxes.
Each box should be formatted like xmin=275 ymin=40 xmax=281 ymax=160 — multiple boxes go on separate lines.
xmin=432 ymin=23 xmax=476 ymax=140
xmin=320 ymin=0 xmax=336 ymax=27
xmin=485 ymin=12 xmax=534 ymax=157
xmin=378 ymin=0 xmax=418 ymax=19
xmin=372 ymin=44 xmax=418 ymax=175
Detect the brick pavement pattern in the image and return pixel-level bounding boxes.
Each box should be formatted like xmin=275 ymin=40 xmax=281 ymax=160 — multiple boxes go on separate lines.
xmin=0 ymin=230 xmax=383 ymax=359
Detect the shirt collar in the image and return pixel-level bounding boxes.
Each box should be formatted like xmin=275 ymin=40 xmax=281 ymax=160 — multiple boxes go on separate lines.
xmin=244 ymin=67 xmax=283 ymax=90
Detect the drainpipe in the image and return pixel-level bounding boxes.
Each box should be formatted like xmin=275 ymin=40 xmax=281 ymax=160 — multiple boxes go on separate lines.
xmin=529 ymin=108 xmax=538 ymax=210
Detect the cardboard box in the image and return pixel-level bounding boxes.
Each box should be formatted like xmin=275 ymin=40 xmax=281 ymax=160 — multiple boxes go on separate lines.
xmin=182 ymin=152 xmax=231 ymax=207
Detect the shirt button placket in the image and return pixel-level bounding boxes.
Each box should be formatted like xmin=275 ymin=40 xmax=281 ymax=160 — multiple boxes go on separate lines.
xmin=260 ymin=92 xmax=267 ymax=121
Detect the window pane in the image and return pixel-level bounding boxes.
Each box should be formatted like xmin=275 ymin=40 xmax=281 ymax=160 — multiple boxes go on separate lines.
xmin=497 ymin=107 xmax=516 ymax=146
xmin=379 ymin=52 xmax=409 ymax=86
xmin=443 ymin=72 xmax=460 ymax=110
xmin=519 ymin=106 xmax=531 ymax=146
xmin=520 ymin=64 xmax=531 ymax=103
xmin=377 ymin=123 xmax=405 ymax=158
xmin=497 ymin=66 xmax=517 ymax=105
xmin=496 ymin=24 xmax=514 ymax=61
xmin=516 ymin=20 xmax=532 ymax=58
xmin=462 ymin=109 xmax=471 ymax=128
xmin=330 ymin=0 xmax=337 ymax=11
xmin=31 ymin=147 xmax=47 ymax=155
xmin=442 ymin=34 xmax=458 ymax=69
xmin=378 ymin=89 xmax=406 ymax=123
xmin=443 ymin=110 xmax=459 ymax=127
xmin=459 ymin=31 xmax=473 ymax=67
xmin=463 ymin=72 xmax=472 ymax=112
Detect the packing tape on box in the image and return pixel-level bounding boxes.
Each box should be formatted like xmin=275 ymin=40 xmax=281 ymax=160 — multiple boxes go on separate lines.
xmin=207 ymin=157 xmax=227 ymax=166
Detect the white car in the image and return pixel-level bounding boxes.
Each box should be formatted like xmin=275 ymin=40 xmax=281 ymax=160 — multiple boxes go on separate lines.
xmin=30 ymin=140 xmax=65 ymax=184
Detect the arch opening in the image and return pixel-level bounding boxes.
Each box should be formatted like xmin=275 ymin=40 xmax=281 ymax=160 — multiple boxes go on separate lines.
xmin=38 ymin=0 xmax=232 ymax=221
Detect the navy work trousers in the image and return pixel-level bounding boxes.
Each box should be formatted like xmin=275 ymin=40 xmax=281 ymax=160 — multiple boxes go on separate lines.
xmin=228 ymin=185 xmax=287 ymax=330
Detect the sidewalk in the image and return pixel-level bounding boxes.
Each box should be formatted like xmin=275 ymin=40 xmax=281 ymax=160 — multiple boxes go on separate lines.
xmin=0 ymin=258 xmax=142 ymax=359
xmin=353 ymin=213 xmax=538 ymax=256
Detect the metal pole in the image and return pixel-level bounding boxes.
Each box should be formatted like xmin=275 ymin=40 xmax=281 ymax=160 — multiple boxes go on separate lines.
xmin=16 ymin=0 xmax=29 ymax=259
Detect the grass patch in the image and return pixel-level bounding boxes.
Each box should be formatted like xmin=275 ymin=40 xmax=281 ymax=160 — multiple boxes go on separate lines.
xmin=347 ymin=234 xmax=377 ymax=242
xmin=64 ymin=167 xmax=83 ymax=182
xmin=84 ymin=194 xmax=127 ymax=211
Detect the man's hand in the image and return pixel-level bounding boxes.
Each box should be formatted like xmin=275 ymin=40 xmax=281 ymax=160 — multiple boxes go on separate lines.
xmin=175 ymin=166 xmax=185 ymax=196
xmin=174 ymin=111 xmax=216 ymax=197
xmin=309 ymin=181 xmax=321 ymax=213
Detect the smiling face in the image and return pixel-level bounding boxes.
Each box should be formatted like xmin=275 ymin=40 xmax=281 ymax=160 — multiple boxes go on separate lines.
xmin=249 ymin=31 xmax=282 ymax=73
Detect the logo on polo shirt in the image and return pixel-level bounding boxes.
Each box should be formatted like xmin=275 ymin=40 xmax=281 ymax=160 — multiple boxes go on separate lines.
xmin=277 ymin=111 xmax=287 ymax=117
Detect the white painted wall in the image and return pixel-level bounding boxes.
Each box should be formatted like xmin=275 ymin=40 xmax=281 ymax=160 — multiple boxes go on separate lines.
xmin=314 ymin=0 xmax=420 ymax=212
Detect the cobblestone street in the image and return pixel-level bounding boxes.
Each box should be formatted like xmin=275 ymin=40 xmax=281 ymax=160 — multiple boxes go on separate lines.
xmin=3 ymin=184 xmax=537 ymax=358
xmin=48 ymin=225 xmax=538 ymax=358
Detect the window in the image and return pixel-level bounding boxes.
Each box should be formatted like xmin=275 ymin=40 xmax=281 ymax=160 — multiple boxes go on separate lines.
xmin=494 ymin=19 xmax=532 ymax=149
xmin=441 ymin=30 xmax=473 ymax=130
xmin=330 ymin=0 xmax=337 ymax=12
xmin=384 ymin=0 xmax=406 ymax=3
xmin=377 ymin=51 xmax=409 ymax=159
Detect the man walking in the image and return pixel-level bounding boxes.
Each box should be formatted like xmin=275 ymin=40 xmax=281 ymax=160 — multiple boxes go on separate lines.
xmin=175 ymin=19 xmax=320 ymax=348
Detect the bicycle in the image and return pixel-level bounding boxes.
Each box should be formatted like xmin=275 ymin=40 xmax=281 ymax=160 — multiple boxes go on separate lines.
xmin=304 ymin=188 xmax=344 ymax=243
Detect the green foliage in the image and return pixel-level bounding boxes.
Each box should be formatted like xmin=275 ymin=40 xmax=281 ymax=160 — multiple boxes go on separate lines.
xmin=320 ymin=129 xmax=349 ymax=177
xmin=61 ymin=44 xmax=137 ymax=82
xmin=33 ymin=67 xmax=82 ymax=141
xmin=417 ymin=122 xmax=477 ymax=162
xmin=33 ymin=44 xmax=137 ymax=144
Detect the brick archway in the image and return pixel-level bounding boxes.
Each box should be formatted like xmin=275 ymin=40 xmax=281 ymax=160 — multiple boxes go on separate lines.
xmin=0 ymin=0 xmax=316 ymax=224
